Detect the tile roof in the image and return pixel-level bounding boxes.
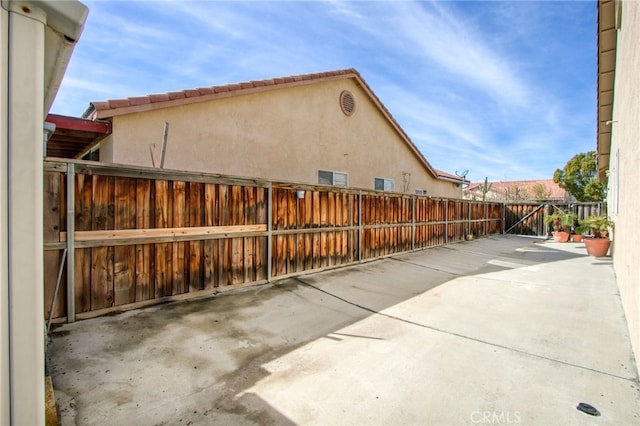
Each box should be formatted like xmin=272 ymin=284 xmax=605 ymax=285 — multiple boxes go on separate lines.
xmin=84 ymin=69 xmax=359 ymax=119
xmin=83 ymin=68 xmax=466 ymax=184
xmin=465 ymin=179 xmax=569 ymax=200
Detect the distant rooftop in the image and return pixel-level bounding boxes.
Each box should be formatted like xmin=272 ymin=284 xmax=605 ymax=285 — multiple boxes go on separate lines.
xmin=465 ymin=179 xmax=571 ymax=201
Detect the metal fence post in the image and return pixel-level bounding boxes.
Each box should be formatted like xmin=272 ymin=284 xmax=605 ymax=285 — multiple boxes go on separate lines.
xmin=444 ymin=201 xmax=448 ymax=244
xmin=358 ymin=191 xmax=362 ymax=262
xmin=484 ymin=203 xmax=488 ymax=236
xmin=468 ymin=201 xmax=472 ymax=236
xmin=66 ymin=163 xmax=76 ymax=323
xmin=267 ymin=182 xmax=272 ymax=282
xmin=544 ymin=203 xmax=550 ymax=237
xmin=411 ymin=196 xmax=415 ymax=250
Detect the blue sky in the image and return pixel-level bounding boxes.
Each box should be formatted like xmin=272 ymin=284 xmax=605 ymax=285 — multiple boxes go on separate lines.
xmin=51 ymin=0 xmax=597 ymax=183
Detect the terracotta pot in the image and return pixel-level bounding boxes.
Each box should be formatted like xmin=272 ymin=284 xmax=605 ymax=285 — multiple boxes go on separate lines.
xmin=571 ymin=234 xmax=583 ymax=243
xmin=584 ymin=237 xmax=611 ymax=257
xmin=552 ymin=231 xmax=570 ymax=242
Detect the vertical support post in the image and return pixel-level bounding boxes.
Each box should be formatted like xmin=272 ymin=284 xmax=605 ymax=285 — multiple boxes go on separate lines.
xmin=444 ymin=201 xmax=449 ymax=244
xmin=544 ymin=204 xmax=550 ymax=238
xmin=2 ymin=5 xmax=48 ymax=424
xmin=348 ymin=193 xmax=353 ymax=260
xmin=266 ymin=182 xmax=272 ymax=282
xmin=1 ymin=3 xmax=87 ymax=424
xmin=502 ymin=203 xmax=506 ymax=235
xmin=159 ymin=121 xmax=169 ymax=169
xmin=411 ymin=196 xmax=415 ymax=251
xmin=357 ymin=191 xmax=362 ymax=262
xmin=485 ymin=203 xmax=489 ymax=236
xmin=468 ymin=201 xmax=471 ymax=236
xmin=295 ymin=194 xmax=299 ymax=271
xmin=0 ymin=9 xmax=9 ymax=425
xmin=66 ymin=163 xmax=75 ymax=322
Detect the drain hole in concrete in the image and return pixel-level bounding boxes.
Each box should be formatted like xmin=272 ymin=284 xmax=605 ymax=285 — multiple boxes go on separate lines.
xmin=576 ymin=402 xmax=600 ymax=416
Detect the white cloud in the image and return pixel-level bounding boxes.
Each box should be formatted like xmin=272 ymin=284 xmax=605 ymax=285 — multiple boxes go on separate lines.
xmin=330 ymin=1 xmax=530 ymax=107
xmin=50 ymin=0 xmax=596 ymax=182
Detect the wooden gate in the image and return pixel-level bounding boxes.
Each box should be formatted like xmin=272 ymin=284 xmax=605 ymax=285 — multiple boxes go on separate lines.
xmin=504 ymin=202 xmax=605 ymax=237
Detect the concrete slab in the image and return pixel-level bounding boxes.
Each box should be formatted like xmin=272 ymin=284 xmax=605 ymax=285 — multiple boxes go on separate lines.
xmin=47 ymin=236 xmax=640 ymax=425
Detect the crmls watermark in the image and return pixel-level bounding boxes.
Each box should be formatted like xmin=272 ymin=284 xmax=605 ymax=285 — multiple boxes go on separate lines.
xmin=470 ymin=411 xmax=522 ymax=424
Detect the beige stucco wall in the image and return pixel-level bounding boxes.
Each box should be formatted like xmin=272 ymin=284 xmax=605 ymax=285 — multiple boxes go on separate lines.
xmin=100 ymin=78 xmax=461 ymax=198
xmin=608 ymin=0 xmax=640 ymax=376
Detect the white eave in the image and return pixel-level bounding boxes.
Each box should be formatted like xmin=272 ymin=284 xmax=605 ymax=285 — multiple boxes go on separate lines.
xmin=596 ymin=0 xmax=617 ymax=181
xmin=2 ymin=0 xmax=89 ymax=114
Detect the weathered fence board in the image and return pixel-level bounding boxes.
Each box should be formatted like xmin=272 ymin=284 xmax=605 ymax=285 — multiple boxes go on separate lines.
xmin=43 ymin=171 xmax=64 ymax=318
xmin=135 ymin=179 xmax=152 ymax=302
xmin=43 ymin=160 xmax=503 ymax=321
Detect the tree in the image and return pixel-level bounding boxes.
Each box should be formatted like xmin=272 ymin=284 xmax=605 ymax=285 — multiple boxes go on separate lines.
xmin=479 ymin=177 xmax=492 ymax=202
xmin=531 ymin=183 xmax=552 ymax=202
xmin=553 ymin=151 xmax=605 ymax=202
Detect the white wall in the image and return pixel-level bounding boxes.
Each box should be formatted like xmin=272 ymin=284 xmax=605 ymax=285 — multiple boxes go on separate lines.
xmin=608 ymin=0 xmax=640 ymax=377
xmin=1 ymin=4 xmax=46 ymax=424
xmin=1 ymin=1 xmax=87 ymax=424
xmin=0 ymin=6 xmax=9 ymax=425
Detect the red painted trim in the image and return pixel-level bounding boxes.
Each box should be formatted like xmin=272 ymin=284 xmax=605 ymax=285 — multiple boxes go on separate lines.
xmin=46 ymin=114 xmax=111 ymax=135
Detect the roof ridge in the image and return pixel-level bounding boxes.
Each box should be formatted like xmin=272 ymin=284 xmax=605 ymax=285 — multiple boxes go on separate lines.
xmin=81 ymin=67 xmax=462 ymax=183
xmin=84 ymin=68 xmax=359 ymax=117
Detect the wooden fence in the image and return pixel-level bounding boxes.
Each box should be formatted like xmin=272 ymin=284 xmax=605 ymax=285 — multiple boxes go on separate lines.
xmin=43 ymin=159 xmax=502 ymax=322
xmin=504 ymin=202 xmax=605 ymax=236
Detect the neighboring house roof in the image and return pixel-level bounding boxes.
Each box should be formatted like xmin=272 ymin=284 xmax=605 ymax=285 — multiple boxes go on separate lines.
xmin=464 ymin=179 xmax=570 ymax=201
xmin=83 ymin=68 xmax=466 ymax=185
xmin=597 ymin=0 xmax=617 ymax=181
xmin=434 ymin=169 xmax=468 ymax=185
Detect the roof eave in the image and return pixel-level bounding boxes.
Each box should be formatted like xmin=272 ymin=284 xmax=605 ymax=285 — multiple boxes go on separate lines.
xmin=437 ymin=175 xmax=468 ymax=185
xmin=596 ymin=0 xmax=617 ymax=182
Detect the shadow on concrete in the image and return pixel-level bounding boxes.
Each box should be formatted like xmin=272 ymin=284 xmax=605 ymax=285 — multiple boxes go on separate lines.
xmin=47 ymin=235 xmax=607 ymax=425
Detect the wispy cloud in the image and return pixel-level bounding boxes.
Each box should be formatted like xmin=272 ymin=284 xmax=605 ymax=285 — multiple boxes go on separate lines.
xmin=52 ymin=0 xmax=597 ymax=182
xmin=397 ymin=2 xmax=530 ymax=106
xmin=328 ymin=1 xmax=530 ymax=107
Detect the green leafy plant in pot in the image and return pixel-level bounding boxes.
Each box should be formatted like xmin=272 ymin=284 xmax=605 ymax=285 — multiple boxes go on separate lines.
xmin=577 ymin=214 xmax=614 ymax=257
xmin=544 ymin=209 xmax=577 ymax=242
xmin=571 ymin=227 xmax=584 ymax=243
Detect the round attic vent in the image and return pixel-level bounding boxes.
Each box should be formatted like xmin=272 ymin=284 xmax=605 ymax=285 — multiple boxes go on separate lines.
xmin=340 ymin=90 xmax=356 ymax=116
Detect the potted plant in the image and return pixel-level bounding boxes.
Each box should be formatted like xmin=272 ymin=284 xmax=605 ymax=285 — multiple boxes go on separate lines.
xmin=577 ymin=214 xmax=614 ymax=257
xmin=571 ymin=217 xmax=584 ymax=242
xmin=571 ymin=228 xmax=584 ymax=243
xmin=544 ymin=209 xmax=577 ymax=242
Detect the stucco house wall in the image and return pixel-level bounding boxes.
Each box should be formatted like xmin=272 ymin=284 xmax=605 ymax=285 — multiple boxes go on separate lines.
xmin=89 ymin=70 xmax=463 ymax=198
xmin=604 ymin=0 xmax=640 ymax=376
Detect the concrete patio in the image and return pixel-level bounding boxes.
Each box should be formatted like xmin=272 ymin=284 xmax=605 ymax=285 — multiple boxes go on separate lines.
xmin=47 ymin=235 xmax=640 ymax=425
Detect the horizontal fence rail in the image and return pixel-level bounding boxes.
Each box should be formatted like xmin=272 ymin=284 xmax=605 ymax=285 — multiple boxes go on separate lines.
xmin=43 ymin=159 xmax=503 ymax=322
